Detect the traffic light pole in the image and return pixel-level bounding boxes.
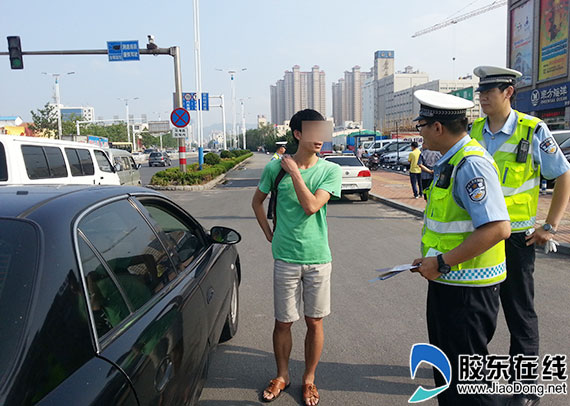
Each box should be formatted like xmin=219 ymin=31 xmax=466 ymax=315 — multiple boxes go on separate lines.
xmin=1 ymin=46 xmax=187 ymax=171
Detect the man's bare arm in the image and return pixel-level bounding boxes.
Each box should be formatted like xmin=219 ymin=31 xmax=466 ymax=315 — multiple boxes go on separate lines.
xmin=251 ymin=188 xmax=273 ymax=242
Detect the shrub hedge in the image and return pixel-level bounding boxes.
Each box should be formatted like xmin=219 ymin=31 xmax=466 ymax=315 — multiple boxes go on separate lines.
xmin=150 ymin=152 xmax=252 ymax=186
xmin=204 ymin=152 xmax=221 ymax=165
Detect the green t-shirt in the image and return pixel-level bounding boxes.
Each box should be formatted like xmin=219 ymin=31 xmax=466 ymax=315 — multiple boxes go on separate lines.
xmin=259 ymin=158 xmax=342 ymax=264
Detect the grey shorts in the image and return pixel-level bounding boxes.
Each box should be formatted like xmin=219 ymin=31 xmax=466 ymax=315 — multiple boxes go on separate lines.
xmin=273 ymin=259 xmax=332 ymax=323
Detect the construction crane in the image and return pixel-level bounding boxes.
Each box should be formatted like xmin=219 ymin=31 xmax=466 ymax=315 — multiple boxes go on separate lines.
xmin=412 ymin=0 xmax=507 ymax=38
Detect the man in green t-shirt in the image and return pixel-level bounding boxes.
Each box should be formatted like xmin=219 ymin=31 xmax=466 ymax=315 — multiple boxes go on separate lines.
xmin=252 ymin=109 xmax=341 ymax=406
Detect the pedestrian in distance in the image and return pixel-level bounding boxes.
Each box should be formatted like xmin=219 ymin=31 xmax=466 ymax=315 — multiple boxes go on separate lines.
xmin=408 ymin=141 xmax=422 ymax=198
xmin=410 ymin=89 xmax=511 ymax=406
xmin=251 ymin=109 xmax=342 ymax=406
xmin=471 ymin=66 xmax=570 ymax=406
xmin=418 ymin=147 xmax=442 ymax=201
xmin=356 ymin=144 xmax=365 ymax=160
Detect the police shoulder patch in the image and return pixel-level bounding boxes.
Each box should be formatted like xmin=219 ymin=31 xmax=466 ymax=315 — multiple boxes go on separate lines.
xmin=540 ymin=137 xmax=558 ymax=154
xmin=465 ymin=177 xmax=487 ymax=202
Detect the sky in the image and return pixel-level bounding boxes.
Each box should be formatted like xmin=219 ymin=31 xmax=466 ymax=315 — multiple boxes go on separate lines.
xmin=0 ymin=0 xmax=507 ymax=133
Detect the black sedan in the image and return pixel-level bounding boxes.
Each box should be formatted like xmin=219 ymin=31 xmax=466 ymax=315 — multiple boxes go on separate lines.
xmin=0 ymin=185 xmax=241 ymax=406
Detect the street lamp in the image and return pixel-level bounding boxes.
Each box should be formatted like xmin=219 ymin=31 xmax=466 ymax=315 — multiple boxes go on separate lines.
xmin=42 ymin=71 xmax=75 ymax=139
xmin=239 ymin=97 xmax=251 ymax=150
xmin=118 ymin=97 xmax=139 ymax=151
xmin=216 ymin=67 xmax=246 ymax=148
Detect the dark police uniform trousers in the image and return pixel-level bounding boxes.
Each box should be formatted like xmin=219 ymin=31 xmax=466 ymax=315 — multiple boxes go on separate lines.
xmin=501 ymin=233 xmax=539 ymax=378
xmin=427 ymin=281 xmax=502 ymax=406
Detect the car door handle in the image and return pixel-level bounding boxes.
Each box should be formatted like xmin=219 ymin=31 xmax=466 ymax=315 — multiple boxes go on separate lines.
xmin=207 ymin=287 xmax=214 ymax=304
xmin=155 ymin=357 xmax=174 ymax=392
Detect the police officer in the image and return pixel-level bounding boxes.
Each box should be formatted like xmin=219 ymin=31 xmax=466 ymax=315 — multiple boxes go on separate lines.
xmin=272 ymin=142 xmax=287 ymax=161
xmin=411 ymin=90 xmax=511 ymax=406
xmin=471 ymin=66 xmax=570 ymax=406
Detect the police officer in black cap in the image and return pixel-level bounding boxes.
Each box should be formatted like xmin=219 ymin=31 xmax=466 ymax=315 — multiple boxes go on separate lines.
xmin=472 ymin=66 xmax=570 ymax=406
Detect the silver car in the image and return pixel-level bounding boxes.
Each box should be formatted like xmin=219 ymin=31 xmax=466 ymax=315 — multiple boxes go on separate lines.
xmin=149 ymin=151 xmax=172 ymax=167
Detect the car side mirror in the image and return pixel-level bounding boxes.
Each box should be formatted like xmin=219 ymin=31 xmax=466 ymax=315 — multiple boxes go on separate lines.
xmin=136 ymin=163 xmax=141 ymax=170
xmin=209 ymin=226 xmax=241 ymax=245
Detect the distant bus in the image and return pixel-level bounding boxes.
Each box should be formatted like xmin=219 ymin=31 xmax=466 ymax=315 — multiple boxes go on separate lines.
xmin=108 ymin=142 xmax=132 ymax=153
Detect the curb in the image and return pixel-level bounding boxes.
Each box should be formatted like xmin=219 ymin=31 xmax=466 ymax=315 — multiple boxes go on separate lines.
xmin=369 ymin=192 xmax=570 ymax=256
xmin=369 ymin=192 xmax=424 ymax=218
xmin=146 ymin=156 xmax=253 ymax=192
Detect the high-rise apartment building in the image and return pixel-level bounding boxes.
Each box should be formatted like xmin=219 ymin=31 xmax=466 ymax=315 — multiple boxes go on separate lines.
xmin=332 ymin=66 xmax=373 ymax=127
xmin=270 ymin=65 xmax=326 ymax=125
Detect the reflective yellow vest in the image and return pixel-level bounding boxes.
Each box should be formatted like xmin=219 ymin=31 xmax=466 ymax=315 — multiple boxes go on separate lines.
xmin=271 ymin=153 xmax=281 ymax=161
xmin=471 ymin=110 xmax=541 ymax=231
xmin=423 ymin=138 xmax=506 ymax=286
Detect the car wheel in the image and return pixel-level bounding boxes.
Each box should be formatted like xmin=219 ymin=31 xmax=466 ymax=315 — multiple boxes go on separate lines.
xmin=360 ymin=191 xmax=369 ymax=201
xmin=219 ymin=271 xmax=239 ymax=343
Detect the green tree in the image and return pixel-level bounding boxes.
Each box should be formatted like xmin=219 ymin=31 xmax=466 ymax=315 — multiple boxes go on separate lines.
xmin=29 ymin=102 xmax=57 ymax=137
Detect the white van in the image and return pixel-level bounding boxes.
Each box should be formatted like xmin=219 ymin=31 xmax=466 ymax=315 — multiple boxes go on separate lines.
xmin=0 ymin=135 xmax=120 ymax=186
xmin=364 ymin=139 xmax=397 ymax=156
xmin=105 ymin=148 xmax=142 ymax=186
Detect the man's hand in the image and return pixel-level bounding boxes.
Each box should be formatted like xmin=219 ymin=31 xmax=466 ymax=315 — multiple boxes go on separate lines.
xmin=525 ymin=226 xmax=552 ymax=246
xmin=265 ymin=231 xmax=273 ymax=243
xmin=411 ymin=257 xmax=442 ymax=281
xmin=281 ymin=155 xmax=300 ymax=175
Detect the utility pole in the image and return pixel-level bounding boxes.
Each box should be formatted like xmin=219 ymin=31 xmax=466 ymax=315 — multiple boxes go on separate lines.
xmin=216 ymin=67 xmax=246 ymax=148
xmin=209 ymin=95 xmax=227 ymax=150
xmin=193 ymin=0 xmax=204 ymax=169
xmin=241 ymin=99 xmax=246 ymax=150
xmin=42 ymin=71 xmax=75 ymax=139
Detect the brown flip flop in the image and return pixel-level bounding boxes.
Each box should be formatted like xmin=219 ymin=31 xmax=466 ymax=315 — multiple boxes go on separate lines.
xmin=262 ymin=379 xmax=290 ymax=402
xmin=302 ymin=383 xmax=320 ymax=406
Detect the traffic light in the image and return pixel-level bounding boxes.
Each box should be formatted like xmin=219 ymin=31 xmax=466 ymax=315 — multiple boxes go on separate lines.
xmin=7 ymin=36 xmax=23 ymax=69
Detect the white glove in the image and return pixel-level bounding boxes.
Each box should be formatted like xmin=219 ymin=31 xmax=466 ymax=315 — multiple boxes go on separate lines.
xmin=525 ymin=228 xmax=559 ymax=254
xmin=544 ymin=239 xmax=559 ymax=254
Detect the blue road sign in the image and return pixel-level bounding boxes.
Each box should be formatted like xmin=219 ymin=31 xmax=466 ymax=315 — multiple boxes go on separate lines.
xmin=107 ymin=41 xmax=140 ymax=62
xmin=183 ymin=92 xmax=198 ymax=111
xmin=170 ymin=108 xmax=190 ymax=128
xmin=201 ymin=92 xmax=209 ymax=111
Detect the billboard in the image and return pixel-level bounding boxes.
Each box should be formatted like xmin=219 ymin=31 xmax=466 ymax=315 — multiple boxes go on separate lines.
xmin=515 ymin=81 xmax=570 ymax=111
xmin=511 ymin=1 xmax=534 ymax=86
xmin=538 ymin=0 xmax=569 ymax=81
xmin=375 ymin=50 xmax=394 ymax=59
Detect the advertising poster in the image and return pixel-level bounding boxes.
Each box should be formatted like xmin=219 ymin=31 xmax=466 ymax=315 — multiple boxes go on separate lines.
xmin=538 ymin=0 xmax=569 ymax=81
xmin=511 ymin=1 xmax=534 ymax=86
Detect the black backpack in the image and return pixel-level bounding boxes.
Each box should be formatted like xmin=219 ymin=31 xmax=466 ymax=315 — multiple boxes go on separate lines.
xmin=268 ymin=169 xmax=287 ymax=231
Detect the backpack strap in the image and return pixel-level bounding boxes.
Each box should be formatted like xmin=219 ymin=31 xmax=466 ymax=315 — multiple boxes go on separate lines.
xmin=270 ymin=169 xmax=287 ymax=230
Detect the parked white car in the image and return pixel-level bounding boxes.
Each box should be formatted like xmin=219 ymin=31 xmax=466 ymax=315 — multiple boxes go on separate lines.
xmin=323 ymin=154 xmax=371 ymax=201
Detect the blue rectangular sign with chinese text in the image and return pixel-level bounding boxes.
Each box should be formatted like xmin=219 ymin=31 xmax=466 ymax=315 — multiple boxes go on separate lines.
xmin=107 ymin=41 xmax=140 ymax=62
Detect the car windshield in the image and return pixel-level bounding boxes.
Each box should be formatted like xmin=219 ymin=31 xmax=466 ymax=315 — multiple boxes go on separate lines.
xmin=0 ymin=219 xmax=39 ymax=386
xmin=325 ymin=156 xmax=362 ymax=166
xmin=559 ymin=137 xmax=570 ymax=148
xmin=150 ymin=152 xmax=162 ymax=158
